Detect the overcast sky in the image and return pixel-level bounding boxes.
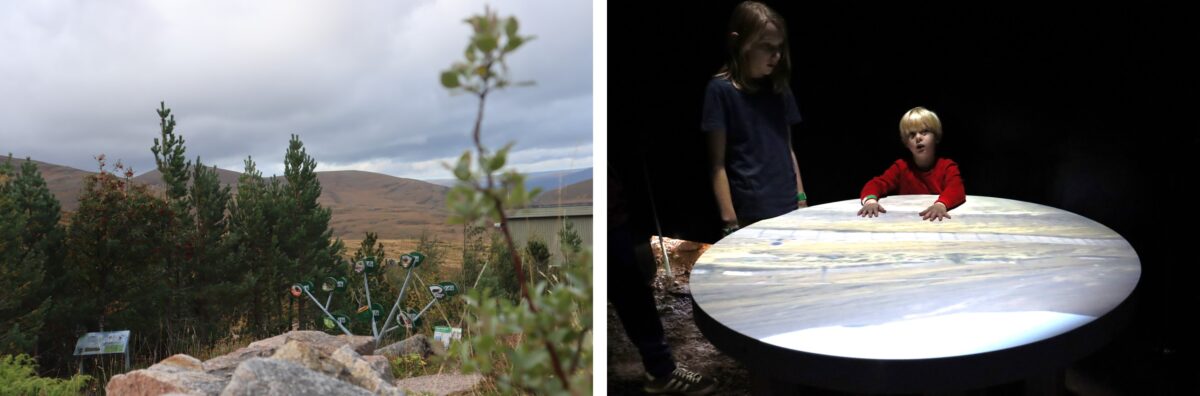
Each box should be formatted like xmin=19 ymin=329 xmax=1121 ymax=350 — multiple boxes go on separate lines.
xmin=0 ymin=0 xmax=592 ymax=180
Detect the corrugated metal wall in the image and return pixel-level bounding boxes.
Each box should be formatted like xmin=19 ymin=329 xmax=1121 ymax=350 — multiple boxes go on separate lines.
xmin=506 ymin=214 xmax=593 ymax=266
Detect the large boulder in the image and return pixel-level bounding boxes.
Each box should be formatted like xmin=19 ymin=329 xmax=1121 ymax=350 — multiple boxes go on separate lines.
xmin=107 ymin=331 xmax=423 ymax=396
xmin=374 ymin=334 xmax=435 ymax=359
xmin=219 ymin=358 xmax=378 ymax=396
xmin=106 ymin=354 xmax=227 ymax=396
xmin=331 ymin=345 xmax=403 ymax=395
xmin=204 ymin=331 xmax=374 ymax=378
xmin=395 ymin=373 xmax=485 ymax=396
xmin=271 ymin=340 xmax=349 ymax=378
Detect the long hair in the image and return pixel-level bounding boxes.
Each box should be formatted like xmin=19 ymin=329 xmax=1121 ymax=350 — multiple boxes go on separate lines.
xmin=715 ymin=1 xmax=792 ymax=94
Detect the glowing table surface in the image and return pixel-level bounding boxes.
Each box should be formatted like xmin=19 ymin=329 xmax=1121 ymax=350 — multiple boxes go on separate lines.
xmin=691 ymin=195 xmax=1140 ymax=392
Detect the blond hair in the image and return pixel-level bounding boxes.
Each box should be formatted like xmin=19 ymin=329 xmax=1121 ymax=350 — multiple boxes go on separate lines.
xmin=715 ymin=1 xmax=792 ymax=94
xmin=899 ymin=107 xmax=943 ymax=143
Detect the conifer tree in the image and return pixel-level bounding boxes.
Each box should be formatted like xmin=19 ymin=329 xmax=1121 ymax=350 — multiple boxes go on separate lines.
xmin=190 ymin=158 xmax=232 ymax=339
xmin=276 ymin=135 xmax=343 ymax=330
xmin=0 ymin=157 xmax=61 ymax=355
xmin=228 ymin=157 xmax=289 ymax=337
xmin=60 ymin=159 xmax=172 ymax=357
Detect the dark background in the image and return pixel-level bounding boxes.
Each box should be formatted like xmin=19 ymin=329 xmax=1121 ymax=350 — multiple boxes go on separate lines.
xmin=610 ymin=2 xmax=1198 ymax=392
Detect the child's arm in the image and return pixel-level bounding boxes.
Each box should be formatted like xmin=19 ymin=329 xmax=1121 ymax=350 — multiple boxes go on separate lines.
xmin=788 ymin=126 xmax=807 ymax=208
xmin=935 ymin=160 xmax=966 ymax=209
xmin=860 ymin=160 xmax=902 ymax=204
xmin=920 ymin=161 xmax=964 ymax=221
xmin=858 ymin=161 xmax=902 ymax=217
xmin=707 ymin=130 xmax=739 ymax=229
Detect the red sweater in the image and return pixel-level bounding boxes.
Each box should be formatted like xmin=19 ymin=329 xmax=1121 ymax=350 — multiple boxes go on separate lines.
xmin=860 ymin=158 xmax=966 ymax=209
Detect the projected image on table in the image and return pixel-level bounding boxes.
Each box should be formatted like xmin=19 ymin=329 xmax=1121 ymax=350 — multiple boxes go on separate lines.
xmin=691 ymin=195 xmax=1140 ymax=360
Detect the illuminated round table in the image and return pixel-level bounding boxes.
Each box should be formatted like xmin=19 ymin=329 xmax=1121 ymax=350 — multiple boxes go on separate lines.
xmin=691 ymin=195 xmax=1140 ymax=393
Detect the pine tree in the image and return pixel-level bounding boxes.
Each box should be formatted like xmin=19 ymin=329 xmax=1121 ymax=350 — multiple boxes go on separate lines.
xmin=150 ymin=102 xmax=192 ymax=205
xmin=60 ymin=159 xmax=172 ymax=358
xmin=0 ymin=157 xmax=61 ymax=355
xmin=190 ymin=158 xmax=232 ymax=341
xmin=276 ymin=135 xmax=343 ymax=331
xmin=150 ymin=102 xmax=198 ymax=339
xmin=524 ymin=236 xmax=552 ymax=285
xmin=228 ymin=157 xmax=289 ymax=338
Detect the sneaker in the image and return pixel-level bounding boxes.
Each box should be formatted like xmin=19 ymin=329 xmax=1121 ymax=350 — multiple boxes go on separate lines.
xmin=643 ymin=367 xmax=718 ymax=395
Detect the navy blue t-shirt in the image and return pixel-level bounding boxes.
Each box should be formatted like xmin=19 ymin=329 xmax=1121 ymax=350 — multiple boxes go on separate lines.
xmin=701 ymin=77 xmax=803 ymax=223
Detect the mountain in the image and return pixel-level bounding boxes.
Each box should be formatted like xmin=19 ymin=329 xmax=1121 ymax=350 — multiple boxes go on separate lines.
xmin=14 ymin=158 xmax=457 ymax=240
xmin=532 ymin=179 xmax=592 ymax=206
xmin=1 ymin=156 xmax=93 ymax=213
xmin=314 ymin=170 xmax=454 ymax=240
xmin=426 ymin=167 xmax=592 ymax=191
xmin=523 ymin=167 xmax=592 ymax=192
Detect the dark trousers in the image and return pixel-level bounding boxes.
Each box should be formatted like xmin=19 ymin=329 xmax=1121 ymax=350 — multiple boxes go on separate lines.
xmin=609 ymin=223 xmax=677 ymax=378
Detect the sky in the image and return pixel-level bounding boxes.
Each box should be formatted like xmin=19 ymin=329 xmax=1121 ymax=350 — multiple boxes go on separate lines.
xmin=0 ymin=0 xmax=592 ymax=180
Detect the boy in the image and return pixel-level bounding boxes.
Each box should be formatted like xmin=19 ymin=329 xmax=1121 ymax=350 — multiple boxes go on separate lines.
xmin=858 ymin=107 xmax=965 ymax=221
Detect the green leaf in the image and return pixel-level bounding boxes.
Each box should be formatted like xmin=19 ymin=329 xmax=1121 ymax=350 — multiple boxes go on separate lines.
xmin=440 ymin=70 xmax=460 ymax=89
xmin=454 ymin=151 xmax=472 ymax=181
xmin=475 ymin=33 xmax=498 ymax=53
xmin=502 ymin=35 xmax=524 ymax=54
xmin=505 ymin=17 xmax=518 ymax=37
xmin=464 ymin=45 xmax=477 ymax=63
xmin=488 ymin=143 xmax=511 ymax=172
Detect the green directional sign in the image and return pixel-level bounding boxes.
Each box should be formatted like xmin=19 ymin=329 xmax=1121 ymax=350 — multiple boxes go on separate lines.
xmin=408 ymin=252 xmax=425 ymax=268
xmin=356 ymin=303 xmax=385 ymax=321
xmin=400 ymin=252 xmax=426 ymax=269
xmin=322 ymin=317 xmax=337 ymax=330
xmin=438 ymin=281 xmax=459 ymax=297
xmin=290 ymin=281 xmax=313 ymax=297
xmin=324 ymin=311 xmax=352 ymax=330
xmin=362 ymin=257 xmax=379 ymax=274
xmin=429 ymin=282 xmax=459 ymax=300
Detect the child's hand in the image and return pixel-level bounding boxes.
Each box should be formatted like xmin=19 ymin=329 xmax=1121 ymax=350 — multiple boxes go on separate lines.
xmin=797 ymin=200 xmax=808 ymax=208
xmin=920 ymin=202 xmax=951 ymax=221
xmin=858 ymin=200 xmax=886 ymax=218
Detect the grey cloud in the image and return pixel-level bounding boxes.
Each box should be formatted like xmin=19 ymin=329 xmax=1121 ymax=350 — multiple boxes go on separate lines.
xmin=0 ymin=0 xmax=591 ymax=179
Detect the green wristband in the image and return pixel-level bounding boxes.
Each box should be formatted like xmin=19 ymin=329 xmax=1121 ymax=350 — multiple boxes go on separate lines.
xmin=796 ymin=192 xmax=807 ymax=202
xmin=863 ymin=195 xmax=878 ymax=204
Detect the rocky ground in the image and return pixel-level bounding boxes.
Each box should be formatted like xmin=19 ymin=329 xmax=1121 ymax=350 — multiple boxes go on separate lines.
xmin=106 ymin=331 xmax=483 ymax=395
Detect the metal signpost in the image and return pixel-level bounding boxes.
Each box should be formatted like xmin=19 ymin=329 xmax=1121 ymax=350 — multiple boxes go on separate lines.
xmin=290 ymin=251 xmax=459 ymax=346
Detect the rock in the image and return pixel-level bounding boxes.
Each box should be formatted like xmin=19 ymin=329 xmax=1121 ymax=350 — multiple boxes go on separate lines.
xmin=106 ymin=354 xmax=227 ymax=396
xmin=158 ymin=354 xmax=206 ymax=372
xmin=395 ymin=373 xmax=485 ymax=396
xmin=219 ymin=358 xmax=379 ymax=396
xmin=252 ymin=330 xmax=376 ymax=356
xmin=361 ymin=355 xmax=392 ymax=381
xmin=202 ymin=342 xmax=278 ymax=379
xmin=331 ymin=345 xmax=403 ymax=395
xmin=271 ymin=340 xmax=348 ymax=378
xmin=374 ymin=335 xmax=434 ymax=359
xmin=205 ymin=331 xmax=374 ymax=378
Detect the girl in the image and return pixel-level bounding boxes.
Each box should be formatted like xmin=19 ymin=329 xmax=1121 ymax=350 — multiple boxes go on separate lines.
xmin=702 ymin=1 xmax=807 ymax=235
